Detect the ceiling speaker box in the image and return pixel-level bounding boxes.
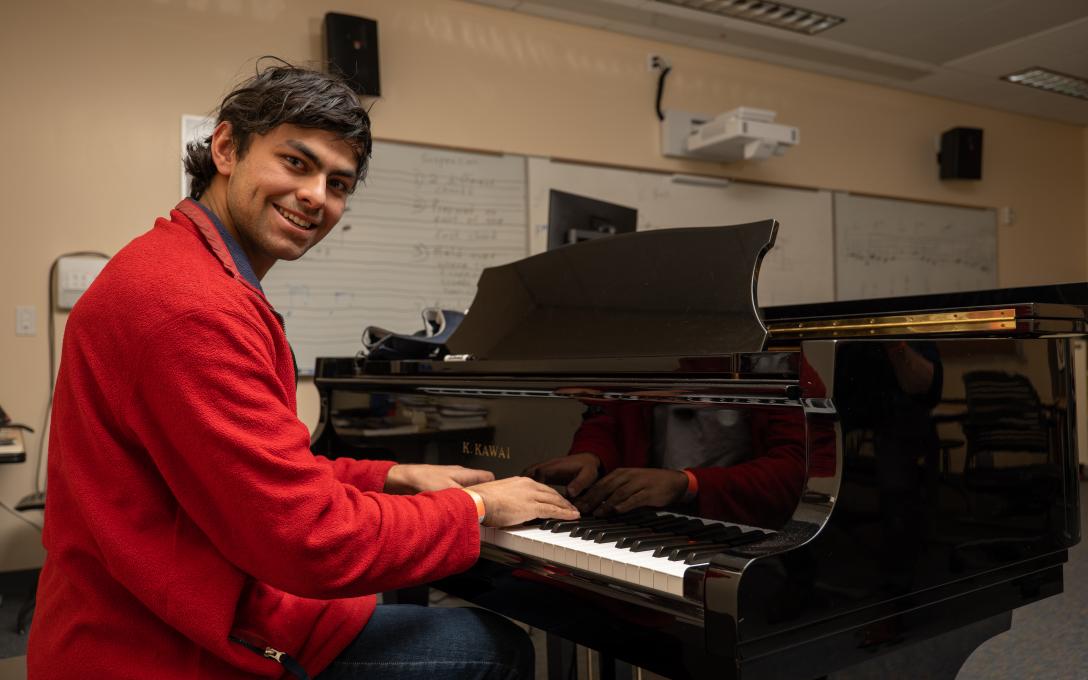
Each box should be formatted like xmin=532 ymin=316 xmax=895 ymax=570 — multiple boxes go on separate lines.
xmin=324 ymin=12 xmax=380 ymax=97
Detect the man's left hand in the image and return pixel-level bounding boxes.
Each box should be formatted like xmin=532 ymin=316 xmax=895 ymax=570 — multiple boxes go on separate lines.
xmin=384 ymin=464 xmax=495 ymax=494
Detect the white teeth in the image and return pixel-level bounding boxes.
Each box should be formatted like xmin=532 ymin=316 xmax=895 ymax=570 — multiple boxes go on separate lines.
xmin=276 ymin=206 xmax=313 ymax=230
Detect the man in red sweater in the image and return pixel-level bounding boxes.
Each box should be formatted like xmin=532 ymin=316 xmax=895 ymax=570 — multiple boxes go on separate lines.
xmin=27 ymin=64 xmax=577 ymax=680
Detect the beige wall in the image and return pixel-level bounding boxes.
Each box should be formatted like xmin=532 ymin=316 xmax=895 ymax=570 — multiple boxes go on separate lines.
xmin=1 ymin=0 xmax=1086 ymax=563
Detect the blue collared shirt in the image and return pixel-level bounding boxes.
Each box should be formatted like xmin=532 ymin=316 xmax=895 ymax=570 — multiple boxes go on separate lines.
xmin=192 ymin=201 xmax=264 ymax=292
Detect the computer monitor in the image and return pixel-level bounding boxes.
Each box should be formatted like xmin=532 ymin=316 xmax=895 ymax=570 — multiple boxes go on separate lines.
xmin=546 ymin=190 xmax=638 ymax=251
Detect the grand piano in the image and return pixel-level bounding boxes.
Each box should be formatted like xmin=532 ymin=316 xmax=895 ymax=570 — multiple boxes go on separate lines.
xmin=312 ymin=220 xmax=1082 ymax=679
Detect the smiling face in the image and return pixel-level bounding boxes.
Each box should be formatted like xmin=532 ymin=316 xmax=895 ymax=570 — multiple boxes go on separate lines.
xmin=202 ymin=121 xmax=359 ymax=279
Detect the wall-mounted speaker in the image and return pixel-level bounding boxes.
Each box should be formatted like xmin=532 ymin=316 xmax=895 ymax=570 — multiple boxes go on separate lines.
xmin=938 ymin=127 xmax=983 ymax=180
xmin=324 ymin=12 xmax=380 ymax=97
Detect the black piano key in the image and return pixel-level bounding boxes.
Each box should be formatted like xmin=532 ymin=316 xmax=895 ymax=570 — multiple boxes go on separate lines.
xmin=653 ymin=540 xmax=701 ymax=558
xmin=680 ymin=533 xmax=770 ymax=564
xmin=652 ymin=518 xmax=699 ymax=534
xmin=667 ymin=530 xmax=769 ymax=561
xmin=546 ymin=520 xmax=583 ymax=533
xmin=665 ymin=542 xmax=735 ymax=561
xmin=628 ymin=514 xmax=679 ymax=529
xmin=572 ymin=510 xmax=663 ymax=537
xmin=616 ymin=532 xmax=680 ymax=549
xmin=627 ymin=536 xmax=695 ymax=553
xmin=548 ymin=517 xmax=635 ymax=533
xmin=548 ymin=518 xmax=615 ymax=535
xmin=631 ymin=515 xmax=692 ymax=532
xmin=685 ymin=549 xmax=729 ymax=565
xmin=686 ymin=525 xmax=743 ymax=542
xmin=673 ymin=518 xmax=710 ymax=534
xmin=593 ymin=528 xmax=659 ymax=544
xmin=616 ymin=508 xmax=658 ymax=523
xmin=553 ymin=518 xmax=614 ymax=535
xmin=582 ymin=522 xmax=641 ymax=541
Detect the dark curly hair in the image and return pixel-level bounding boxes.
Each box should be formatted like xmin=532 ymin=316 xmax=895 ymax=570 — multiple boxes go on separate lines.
xmin=184 ymin=61 xmax=373 ymax=200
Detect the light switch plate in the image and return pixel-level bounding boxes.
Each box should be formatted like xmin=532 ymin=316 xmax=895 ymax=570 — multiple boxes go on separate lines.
xmin=16 ymin=306 xmax=35 ymax=336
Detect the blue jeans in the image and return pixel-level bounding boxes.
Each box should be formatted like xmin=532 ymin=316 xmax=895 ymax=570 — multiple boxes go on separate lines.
xmin=315 ymin=605 xmax=535 ymax=680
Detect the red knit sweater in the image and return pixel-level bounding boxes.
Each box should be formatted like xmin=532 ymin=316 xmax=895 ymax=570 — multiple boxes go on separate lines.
xmin=27 ymin=200 xmax=481 ymax=679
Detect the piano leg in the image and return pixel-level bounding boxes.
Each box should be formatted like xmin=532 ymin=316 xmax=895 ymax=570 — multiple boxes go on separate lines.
xmin=827 ymin=611 xmax=1011 ymax=680
xmin=546 ymin=636 xmax=635 ymax=680
xmin=546 ymin=633 xmax=576 ymax=680
xmin=596 ymin=652 xmax=633 ymax=680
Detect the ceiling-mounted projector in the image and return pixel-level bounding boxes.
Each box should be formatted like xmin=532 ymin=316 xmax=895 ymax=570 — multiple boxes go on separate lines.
xmin=661 ymin=107 xmax=799 ymax=163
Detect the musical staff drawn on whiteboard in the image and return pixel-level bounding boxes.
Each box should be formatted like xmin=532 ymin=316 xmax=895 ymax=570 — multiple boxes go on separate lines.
xmin=834 ymin=193 xmax=997 ymax=301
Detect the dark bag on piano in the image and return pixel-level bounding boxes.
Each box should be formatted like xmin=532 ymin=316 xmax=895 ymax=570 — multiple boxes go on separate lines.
xmin=360 ymin=308 xmax=465 ymax=360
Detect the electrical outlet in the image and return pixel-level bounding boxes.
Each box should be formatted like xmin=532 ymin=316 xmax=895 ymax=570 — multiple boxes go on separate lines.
xmin=16 ymin=306 xmax=36 ymax=336
xmin=647 ymin=53 xmax=669 ymax=72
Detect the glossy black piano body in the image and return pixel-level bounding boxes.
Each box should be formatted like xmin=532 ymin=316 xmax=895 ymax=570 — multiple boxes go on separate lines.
xmin=312 ymin=222 xmax=1082 ymax=679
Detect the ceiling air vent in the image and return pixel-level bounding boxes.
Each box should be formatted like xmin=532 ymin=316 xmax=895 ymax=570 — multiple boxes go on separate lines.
xmin=1002 ymin=67 xmax=1088 ymax=101
xmin=653 ymin=0 xmax=845 ymax=35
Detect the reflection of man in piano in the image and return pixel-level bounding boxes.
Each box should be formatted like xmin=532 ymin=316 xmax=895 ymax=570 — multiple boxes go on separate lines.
xmin=28 ymin=63 xmax=577 ymax=680
xmin=526 ymin=400 xmax=807 ymax=530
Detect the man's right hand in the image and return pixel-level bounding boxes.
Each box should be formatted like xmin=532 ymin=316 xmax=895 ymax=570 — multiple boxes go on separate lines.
xmin=467 ymin=476 xmax=580 ymax=527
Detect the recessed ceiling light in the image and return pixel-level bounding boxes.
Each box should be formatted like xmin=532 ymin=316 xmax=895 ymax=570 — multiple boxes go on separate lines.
xmin=1002 ymin=67 xmax=1088 ymax=101
xmin=653 ymin=0 xmax=845 ymax=35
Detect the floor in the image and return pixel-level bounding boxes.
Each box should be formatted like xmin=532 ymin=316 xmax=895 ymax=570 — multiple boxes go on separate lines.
xmin=3 ymin=480 xmax=1086 ymax=680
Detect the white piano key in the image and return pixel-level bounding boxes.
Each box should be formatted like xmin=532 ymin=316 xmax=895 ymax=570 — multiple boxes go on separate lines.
xmin=587 ymin=553 xmax=601 ymax=573
xmin=599 ymin=557 xmax=615 ymax=578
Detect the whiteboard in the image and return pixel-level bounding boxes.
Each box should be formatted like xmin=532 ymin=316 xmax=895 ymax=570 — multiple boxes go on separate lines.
xmin=834 ymin=193 xmax=997 ymax=300
xmin=526 ymin=158 xmax=835 ymax=307
xmin=262 ymin=141 xmax=528 ymax=374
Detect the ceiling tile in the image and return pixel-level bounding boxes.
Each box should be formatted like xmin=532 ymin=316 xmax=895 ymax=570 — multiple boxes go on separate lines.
xmin=808 ymin=0 xmax=1088 ymax=64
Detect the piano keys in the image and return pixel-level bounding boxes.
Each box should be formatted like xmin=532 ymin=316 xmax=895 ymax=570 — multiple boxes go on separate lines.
xmin=312 ymin=220 xmax=1082 ymax=679
xmin=486 ymin=511 xmax=772 ymax=598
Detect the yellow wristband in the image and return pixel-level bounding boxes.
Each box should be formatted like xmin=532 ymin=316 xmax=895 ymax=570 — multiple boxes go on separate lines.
xmin=463 ymin=488 xmax=486 ymax=524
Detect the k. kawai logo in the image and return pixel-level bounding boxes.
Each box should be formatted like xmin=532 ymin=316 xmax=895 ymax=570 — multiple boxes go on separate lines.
xmin=462 ymin=441 xmax=512 ymax=460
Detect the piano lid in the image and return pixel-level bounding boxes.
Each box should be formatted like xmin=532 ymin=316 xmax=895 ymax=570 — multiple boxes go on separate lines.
xmin=765 ymin=281 xmax=1088 ymax=321
xmin=445 ymin=220 xmax=778 ymax=361
xmin=765 ymin=281 xmax=1088 ymax=341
